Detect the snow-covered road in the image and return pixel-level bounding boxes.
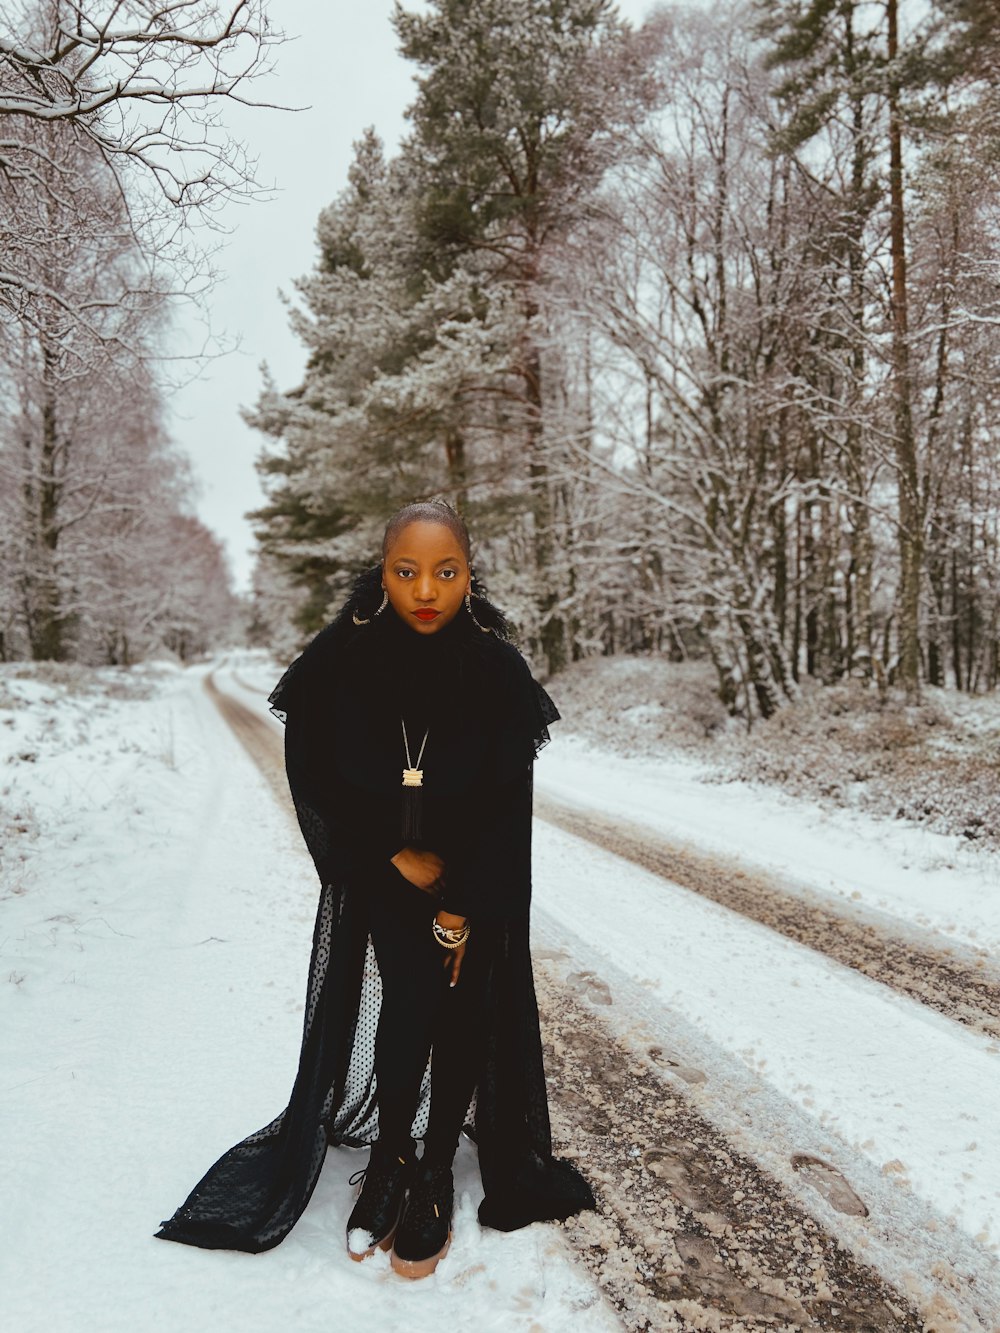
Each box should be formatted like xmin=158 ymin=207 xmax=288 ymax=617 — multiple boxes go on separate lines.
xmin=3 ymin=656 xmax=999 ymax=1330
xmin=221 ymin=655 xmax=1000 ymax=1328
xmin=536 ymin=787 xmax=1000 ymax=1040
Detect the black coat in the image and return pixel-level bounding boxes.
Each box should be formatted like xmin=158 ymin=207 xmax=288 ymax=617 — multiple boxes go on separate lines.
xmin=155 ymin=571 xmax=596 ymax=1253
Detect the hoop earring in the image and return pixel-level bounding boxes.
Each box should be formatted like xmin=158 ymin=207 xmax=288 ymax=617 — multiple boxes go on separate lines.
xmin=465 ymin=589 xmax=493 ymax=634
xmin=353 ymin=589 xmax=388 ymax=625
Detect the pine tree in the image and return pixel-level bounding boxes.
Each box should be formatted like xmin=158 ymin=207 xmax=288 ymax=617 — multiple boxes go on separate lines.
xmin=247 ymin=130 xmax=521 ymax=634
xmin=393 ymin=0 xmax=641 ymax=672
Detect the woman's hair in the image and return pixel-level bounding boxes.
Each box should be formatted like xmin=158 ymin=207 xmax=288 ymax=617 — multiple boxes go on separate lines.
xmin=341 ymin=497 xmax=514 ymax=642
xmin=266 ymin=504 xmax=517 ymax=723
xmin=381 ymin=498 xmax=472 ymax=565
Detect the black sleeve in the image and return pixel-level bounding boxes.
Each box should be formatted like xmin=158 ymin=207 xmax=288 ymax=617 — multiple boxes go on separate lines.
xmin=326 ymin=770 xmax=412 ymax=888
xmin=438 ymin=763 xmax=533 ymax=919
xmin=284 ymin=707 xmax=407 ymax=889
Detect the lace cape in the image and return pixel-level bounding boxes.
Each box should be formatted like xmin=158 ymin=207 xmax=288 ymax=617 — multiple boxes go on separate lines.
xmin=155 ymin=567 xmax=596 ymax=1252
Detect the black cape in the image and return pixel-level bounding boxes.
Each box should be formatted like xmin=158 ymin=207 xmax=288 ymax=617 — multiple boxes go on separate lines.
xmin=155 ymin=567 xmax=596 ymax=1253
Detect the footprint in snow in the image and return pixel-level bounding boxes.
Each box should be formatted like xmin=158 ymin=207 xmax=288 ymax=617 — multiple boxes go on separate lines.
xmin=647 ymin=1046 xmax=707 ymax=1085
xmin=671 ymin=1232 xmax=807 ymax=1323
xmin=791 ymin=1153 xmax=869 ymax=1217
xmin=566 ymin=971 xmax=612 ymax=1005
xmin=641 ymin=1148 xmax=711 ymax=1212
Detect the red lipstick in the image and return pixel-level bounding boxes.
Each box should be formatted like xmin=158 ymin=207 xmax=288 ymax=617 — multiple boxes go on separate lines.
xmin=413 ymin=609 xmax=440 ymax=621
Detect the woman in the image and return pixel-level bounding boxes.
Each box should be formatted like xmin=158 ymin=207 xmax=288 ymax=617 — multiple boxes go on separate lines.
xmin=156 ymin=500 xmax=595 ymax=1277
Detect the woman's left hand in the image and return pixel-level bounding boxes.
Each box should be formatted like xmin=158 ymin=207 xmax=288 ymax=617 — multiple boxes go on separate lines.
xmin=436 ymin=911 xmax=467 ymax=987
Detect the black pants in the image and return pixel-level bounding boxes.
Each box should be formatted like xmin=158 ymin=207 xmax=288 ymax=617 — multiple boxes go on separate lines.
xmin=366 ymin=872 xmax=493 ymax=1165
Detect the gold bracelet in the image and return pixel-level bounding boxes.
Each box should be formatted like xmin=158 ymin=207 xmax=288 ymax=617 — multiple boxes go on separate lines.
xmin=433 ymin=915 xmax=468 ymax=937
xmin=431 ymin=919 xmax=469 ymax=950
xmin=432 ymin=919 xmax=469 ymax=941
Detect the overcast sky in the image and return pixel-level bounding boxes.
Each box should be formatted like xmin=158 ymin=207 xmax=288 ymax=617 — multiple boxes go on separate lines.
xmin=170 ymin=0 xmax=663 ymax=592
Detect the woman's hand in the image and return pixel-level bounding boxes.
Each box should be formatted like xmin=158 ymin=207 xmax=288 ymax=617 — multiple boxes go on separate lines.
xmin=436 ymin=910 xmax=468 ymax=987
xmin=390 ymin=846 xmax=445 ymax=899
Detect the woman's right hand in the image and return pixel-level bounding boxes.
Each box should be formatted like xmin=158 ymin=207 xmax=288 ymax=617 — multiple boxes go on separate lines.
xmin=390 ymin=846 xmax=445 ymax=898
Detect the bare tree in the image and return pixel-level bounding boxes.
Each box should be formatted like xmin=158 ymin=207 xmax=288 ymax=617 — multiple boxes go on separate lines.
xmin=0 ymin=2 xmax=277 ymax=662
xmin=563 ymin=3 xmax=811 ymax=719
xmin=0 ymin=0 xmax=281 ymax=323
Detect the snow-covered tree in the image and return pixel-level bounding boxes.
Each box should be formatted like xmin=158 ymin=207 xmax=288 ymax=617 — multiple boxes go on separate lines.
xmin=247 ymin=0 xmax=1000 ymax=711
xmin=248 ymin=131 xmax=525 ymax=635
xmin=0 ymin=115 xmax=239 ymax=663
xmin=1 ymin=0 xmax=280 ymax=329
xmin=392 ymin=0 xmax=645 ymax=672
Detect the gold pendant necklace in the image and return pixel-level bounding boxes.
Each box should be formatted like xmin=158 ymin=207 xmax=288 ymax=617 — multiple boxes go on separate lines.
xmin=401 ymin=718 xmax=429 ymax=787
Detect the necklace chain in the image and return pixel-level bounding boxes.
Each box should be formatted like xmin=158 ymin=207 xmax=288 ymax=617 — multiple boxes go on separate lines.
xmin=401 ymin=718 xmax=429 ymax=770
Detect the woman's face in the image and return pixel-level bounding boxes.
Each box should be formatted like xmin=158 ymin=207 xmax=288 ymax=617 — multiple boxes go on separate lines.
xmin=382 ymin=520 xmax=471 ymax=635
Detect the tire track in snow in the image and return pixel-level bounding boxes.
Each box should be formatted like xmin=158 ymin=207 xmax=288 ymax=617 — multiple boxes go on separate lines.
xmin=202 ymin=672 xmax=292 ymax=818
xmin=535 ymin=791 xmax=1000 ymax=1041
xmin=203 ymin=670 xmax=932 ymax=1330
xmin=532 ymin=960 xmax=926 ymax=1332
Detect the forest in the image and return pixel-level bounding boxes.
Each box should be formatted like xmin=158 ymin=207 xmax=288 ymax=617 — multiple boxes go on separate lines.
xmin=3 ymin=0 xmax=1000 ymax=723
xmin=0 ymin=1 xmax=274 ymax=663
xmin=248 ymin=0 xmax=1000 ymax=720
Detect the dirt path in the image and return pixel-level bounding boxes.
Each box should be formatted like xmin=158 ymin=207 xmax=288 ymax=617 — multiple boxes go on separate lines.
xmin=202 ymin=670 xmax=953 ymax=1330
xmin=535 ymin=792 xmax=1000 ymax=1042
xmin=203 ymin=672 xmax=291 ymax=815
xmin=534 ymin=959 xmax=925 ymax=1332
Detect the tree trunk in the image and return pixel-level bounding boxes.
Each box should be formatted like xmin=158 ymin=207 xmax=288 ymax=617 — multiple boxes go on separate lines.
xmin=804 ymin=496 xmax=818 ymax=677
xmin=29 ymin=340 xmax=67 ymax=661
xmin=887 ymin=0 xmax=922 ymax=699
xmin=444 ymin=428 xmax=468 ymax=512
xmin=844 ymin=5 xmax=874 ymax=680
xmin=523 ymin=292 xmax=565 ymax=675
xmin=792 ymin=497 xmax=802 ymax=681
xmin=950 ymin=549 xmax=962 ymax=691
xmin=772 ymin=412 xmax=789 ymax=642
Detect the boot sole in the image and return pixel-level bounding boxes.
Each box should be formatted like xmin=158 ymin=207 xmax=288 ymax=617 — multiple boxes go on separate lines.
xmin=390 ymin=1230 xmax=452 ymax=1279
xmin=347 ymin=1224 xmax=397 ymax=1262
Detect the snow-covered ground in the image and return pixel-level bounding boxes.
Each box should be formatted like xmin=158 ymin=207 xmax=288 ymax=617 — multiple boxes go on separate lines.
xmin=540 ymin=732 xmax=1000 ymax=958
xmin=0 ymin=662 xmax=615 ymax=1333
xmin=3 ymin=654 xmax=1000 ymax=1329
xmin=205 ymin=655 xmax=1000 ymax=1320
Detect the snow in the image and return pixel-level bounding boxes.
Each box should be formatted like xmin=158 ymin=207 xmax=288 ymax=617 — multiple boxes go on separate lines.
xmin=533 ymin=817 xmax=1000 ymax=1250
xmin=540 ymin=732 xmax=1000 ymax=957
xmin=346 ymin=1226 xmax=377 ymax=1255
xmin=0 ymin=664 xmax=615 ymax=1333
xmin=4 ymin=655 xmax=1000 ymax=1329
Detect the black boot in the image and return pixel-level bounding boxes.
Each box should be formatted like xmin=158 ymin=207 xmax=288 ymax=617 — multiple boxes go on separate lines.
xmin=390 ymin=1157 xmax=455 ymax=1279
xmin=345 ymin=1138 xmax=416 ymax=1261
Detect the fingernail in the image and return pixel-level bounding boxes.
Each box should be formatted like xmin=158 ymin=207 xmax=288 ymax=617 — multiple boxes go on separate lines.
xmin=449 ymin=979 xmax=456 ymax=988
